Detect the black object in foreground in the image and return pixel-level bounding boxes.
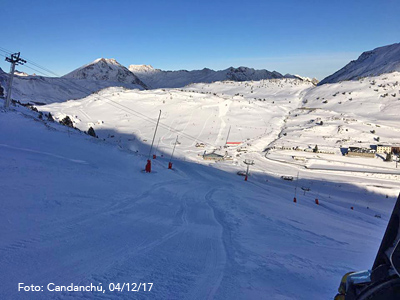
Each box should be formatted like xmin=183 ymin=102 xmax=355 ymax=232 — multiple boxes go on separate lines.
xmin=335 ymin=194 xmax=400 ymax=300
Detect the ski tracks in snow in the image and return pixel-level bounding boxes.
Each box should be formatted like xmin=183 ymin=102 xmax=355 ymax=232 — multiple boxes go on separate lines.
xmin=0 ymin=163 xmax=234 ymax=300
xmin=88 ymin=185 xmax=229 ymax=300
xmin=44 ymin=183 xmax=229 ymax=299
xmin=0 ymin=144 xmax=89 ymax=165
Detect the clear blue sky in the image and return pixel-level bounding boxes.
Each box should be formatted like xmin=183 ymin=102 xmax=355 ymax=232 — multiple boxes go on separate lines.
xmin=0 ymin=0 xmax=399 ymax=80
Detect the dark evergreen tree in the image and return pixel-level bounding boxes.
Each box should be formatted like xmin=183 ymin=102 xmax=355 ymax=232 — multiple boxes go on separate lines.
xmin=88 ymin=127 xmax=97 ymax=138
xmin=60 ymin=116 xmax=74 ymax=128
xmin=313 ymin=145 xmax=318 ymax=153
xmin=47 ymin=112 xmax=54 ymax=122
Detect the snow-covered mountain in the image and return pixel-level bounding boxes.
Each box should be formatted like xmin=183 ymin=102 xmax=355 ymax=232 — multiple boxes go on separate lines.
xmin=1 ymin=58 xmax=310 ymax=103
xmin=0 ymin=59 xmax=147 ymax=104
xmin=319 ymin=43 xmax=400 ymax=85
xmin=63 ymin=58 xmax=148 ymax=88
xmin=129 ymin=64 xmax=160 ymax=74
xmin=294 ymin=74 xmax=319 ymax=85
xmin=129 ymin=64 xmax=299 ymax=88
xmin=14 ymin=70 xmax=30 ymax=77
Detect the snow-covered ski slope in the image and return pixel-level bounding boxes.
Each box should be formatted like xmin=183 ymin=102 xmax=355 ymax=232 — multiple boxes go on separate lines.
xmin=1 ymin=73 xmax=399 ymax=299
xmin=41 ymin=74 xmax=400 ymax=180
xmin=41 ymin=78 xmax=312 ymax=156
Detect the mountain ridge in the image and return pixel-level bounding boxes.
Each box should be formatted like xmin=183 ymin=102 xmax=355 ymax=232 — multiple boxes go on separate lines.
xmin=128 ymin=64 xmax=304 ymax=88
xmin=319 ymin=42 xmax=400 ymax=85
xmin=63 ymin=58 xmax=148 ymax=89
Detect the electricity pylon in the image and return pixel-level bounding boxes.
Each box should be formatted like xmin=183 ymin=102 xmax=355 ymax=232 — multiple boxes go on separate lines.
xmin=4 ymin=52 xmax=26 ymax=109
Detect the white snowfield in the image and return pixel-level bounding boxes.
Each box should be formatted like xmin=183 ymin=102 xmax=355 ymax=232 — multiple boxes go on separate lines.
xmin=41 ymin=78 xmax=313 ymax=155
xmin=1 ymin=71 xmax=399 ymax=299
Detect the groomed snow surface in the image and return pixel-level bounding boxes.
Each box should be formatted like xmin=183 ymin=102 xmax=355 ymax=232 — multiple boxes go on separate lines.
xmin=1 ymin=76 xmax=399 ymax=299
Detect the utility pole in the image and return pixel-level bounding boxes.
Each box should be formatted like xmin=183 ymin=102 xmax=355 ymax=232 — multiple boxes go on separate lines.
xmin=225 ymin=125 xmax=231 ymax=147
xmin=294 ymin=171 xmax=299 ymax=203
xmin=4 ymin=52 xmax=26 ymax=109
xmin=243 ymin=159 xmax=254 ymax=181
xmin=148 ymin=110 xmax=162 ymax=159
xmin=145 ymin=110 xmax=162 ymax=173
xmin=168 ymin=135 xmax=178 ymax=169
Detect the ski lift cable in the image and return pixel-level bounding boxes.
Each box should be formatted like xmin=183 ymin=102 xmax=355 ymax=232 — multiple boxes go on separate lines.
xmin=2 ymin=48 xmax=261 ymax=149
xmin=21 ymin=64 xmax=52 ymax=77
xmin=1 ymin=49 xmax=220 ymax=148
xmin=0 ymin=47 xmax=13 ymax=55
xmin=16 ymin=53 xmax=230 ymax=149
xmin=0 ymin=46 xmax=60 ymax=77
xmin=13 ymin=65 xmax=204 ymax=145
xmin=1 ymin=50 xmax=175 ymax=132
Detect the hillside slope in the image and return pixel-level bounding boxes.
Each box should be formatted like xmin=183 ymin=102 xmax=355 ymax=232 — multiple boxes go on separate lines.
xmin=0 ymin=60 xmax=146 ymax=104
xmin=1 ymin=83 xmax=397 ymax=299
xmin=274 ymin=72 xmax=400 ymax=152
xmin=319 ymin=43 xmax=400 ymax=85
xmin=41 ymin=78 xmax=313 ymax=154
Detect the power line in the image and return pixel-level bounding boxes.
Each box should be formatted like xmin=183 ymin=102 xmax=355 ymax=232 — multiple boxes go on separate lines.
xmin=1 ymin=53 xmax=53 ymax=78
xmin=0 ymin=46 xmax=60 ymax=77
xmin=0 ymin=47 xmax=13 ymax=55
xmin=1 ymin=48 xmax=221 ymax=147
xmin=36 ymin=73 xmax=216 ymax=146
xmin=4 ymin=52 xmax=26 ymax=109
xmin=22 ymin=64 xmax=52 ymax=76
